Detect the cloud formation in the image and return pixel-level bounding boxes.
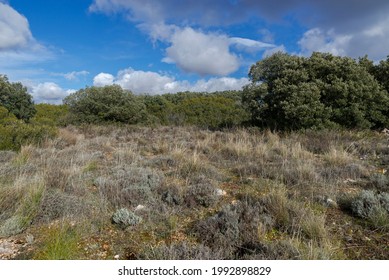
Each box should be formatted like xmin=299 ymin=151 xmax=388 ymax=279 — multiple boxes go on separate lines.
xmin=31 ymin=82 xmax=75 ymax=104
xmin=163 ymin=27 xmax=240 ymax=76
xmin=93 ymin=68 xmax=249 ymax=94
xmin=0 ymin=2 xmax=53 ymax=77
xmin=90 ymin=0 xmax=389 ymax=61
xmin=0 ymin=3 xmax=33 ymax=50
xmin=90 ymin=1 xmax=278 ymax=76
xmin=93 ymin=73 xmax=115 ymax=87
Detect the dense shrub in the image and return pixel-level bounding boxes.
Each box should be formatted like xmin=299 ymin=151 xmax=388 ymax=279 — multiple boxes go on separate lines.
xmin=243 ymin=52 xmax=389 ymax=130
xmin=351 ymin=190 xmax=389 ymax=218
xmin=0 ymin=75 xmax=36 ymax=121
xmin=175 ymin=95 xmax=248 ymax=128
xmin=32 ymin=104 xmax=69 ymax=126
xmin=1 ymin=124 xmax=55 ymax=151
xmin=63 ymin=85 xmax=147 ymax=124
xmin=139 ymin=95 xmax=174 ymax=125
xmin=0 ymin=120 xmax=57 ymax=151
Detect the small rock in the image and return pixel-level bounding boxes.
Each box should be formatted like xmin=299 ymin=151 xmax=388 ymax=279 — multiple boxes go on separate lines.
xmin=325 ymin=198 xmax=338 ymax=208
xmin=114 ymin=254 xmax=120 ymax=260
xmin=215 ymin=188 xmax=227 ymax=196
xmin=134 ymin=205 xmax=146 ymax=211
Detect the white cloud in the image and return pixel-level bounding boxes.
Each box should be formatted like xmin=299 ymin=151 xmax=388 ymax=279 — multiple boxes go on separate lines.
xmin=93 ymin=73 xmax=115 ymax=87
xmin=51 ymin=70 xmax=89 ymax=81
xmin=115 ymin=68 xmax=176 ymax=94
xmin=163 ymin=27 xmax=240 ymax=76
xmin=262 ymin=45 xmax=287 ymax=58
xmin=63 ymin=71 xmax=89 ymax=81
xmin=0 ymin=3 xmax=33 ymax=50
xmin=31 ymin=82 xmax=75 ymax=104
xmin=188 ymin=77 xmax=249 ymax=93
xmin=90 ymin=0 xmax=389 ymax=62
xmin=93 ymin=68 xmax=249 ymax=94
xmin=229 ymin=37 xmax=275 ymax=53
xmin=0 ymin=2 xmax=53 ymax=76
xmin=89 ymin=1 xmax=281 ymax=76
xmin=298 ymin=28 xmax=352 ymax=56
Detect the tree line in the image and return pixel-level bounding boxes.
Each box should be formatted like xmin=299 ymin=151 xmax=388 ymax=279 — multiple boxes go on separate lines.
xmin=1 ymin=52 xmax=389 ymax=149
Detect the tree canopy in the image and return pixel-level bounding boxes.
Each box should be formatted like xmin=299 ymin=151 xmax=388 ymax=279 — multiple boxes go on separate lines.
xmin=243 ymin=52 xmax=389 ymax=130
xmin=0 ymin=75 xmax=36 ymax=122
xmin=63 ymin=85 xmax=147 ymax=124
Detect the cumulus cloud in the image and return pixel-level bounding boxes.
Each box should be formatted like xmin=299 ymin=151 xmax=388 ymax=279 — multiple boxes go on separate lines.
xmin=93 ymin=68 xmax=249 ymax=94
xmin=31 ymin=82 xmax=75 ymax=104
xmin=0 ymin=3 xmax=33 ymax=50
xmin=298 ymin=28 xmax=352 ymax=57
xmin=89 ymin=1 xmax=279 ymax=76
xmin=0 ymin=2 xmax=53 ymax=74
xmin=163 ymin=27 xmax=240 ymax=76
xmin=93 ymin=73 xmax=115 ymax=87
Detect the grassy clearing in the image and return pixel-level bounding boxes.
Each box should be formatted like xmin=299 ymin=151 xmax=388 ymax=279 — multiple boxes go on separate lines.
xmin=0 ymin=126 xmax=388 ymax=259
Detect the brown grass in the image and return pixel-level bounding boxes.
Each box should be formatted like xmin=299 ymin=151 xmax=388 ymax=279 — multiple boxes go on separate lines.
xmin=0 ymin=125 xmax=388 ymax=259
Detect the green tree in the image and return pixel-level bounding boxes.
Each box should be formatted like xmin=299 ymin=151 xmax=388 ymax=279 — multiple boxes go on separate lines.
xmin=138 ymin=95 xmax=174 ymax=125
xmin=63 ymin=85 xmax=147 ymax=124
xmin=243 ymin=52 xmax=389 ymax=130
xmin=176 ymin=96 xmax=248 ymax=128
xmin=0 ymin=75 xmax=36 ymax=122
xmin=372 ymin=56 xmax=389 ymax=93
xmin=306 ymin=52 xmax=388 ymax=128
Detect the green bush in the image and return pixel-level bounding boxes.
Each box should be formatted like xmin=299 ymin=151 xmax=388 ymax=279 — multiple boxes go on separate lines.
xmin=175 ymin=95 xmax=248 ymax=128
xmin=63 ymin=85 xmax=147 ymax=124
xmin=0 ymin=120 xmax=57 ymax=151
xmin=243 ymin=52 xmax=389 ymax=130
xmin=32 ymin=104 xmax=69 ymax=126
xmin=139 ymin=95 xmax=174 ymax=125
xmin=0 ymin=75 xmax=36 ymax=122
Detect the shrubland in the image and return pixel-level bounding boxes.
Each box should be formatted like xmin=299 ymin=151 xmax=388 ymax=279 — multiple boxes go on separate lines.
xmin=1 ymin=52 xmax=389 ymax=260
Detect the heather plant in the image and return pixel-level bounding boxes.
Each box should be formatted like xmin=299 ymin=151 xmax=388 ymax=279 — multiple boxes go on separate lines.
xmin=94 ymin=165 xmax=163 ymax=208
xmin=184 ymin=180 xmax=219 ymax=208
xmin=350 ymin=190 xmax=389 ymax=230
xmin=137 ymin=241 xmax=224 ymax=260
xmin=112 ymin=208 xmax=142 ymax=229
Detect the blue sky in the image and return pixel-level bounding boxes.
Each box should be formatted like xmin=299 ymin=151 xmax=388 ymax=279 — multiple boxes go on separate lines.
xmin=1 ymin=0 xmax=389 ymax=104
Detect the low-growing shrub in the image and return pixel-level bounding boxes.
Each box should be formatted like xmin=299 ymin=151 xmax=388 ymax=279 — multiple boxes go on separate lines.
xmin=184 ymin=181 xmax=219 ymax=208
xmin=95 ymin=165 xmax=163 ymax=208
xmin=350 ymin=190 xmax=389 ymax=231
xmin=112 ymin=208 xmax=142 ymax=229
xmin=137 ymin=242 xmax=224 ymax=260
xmin=0 ymin=121 xmax=57 ymax=151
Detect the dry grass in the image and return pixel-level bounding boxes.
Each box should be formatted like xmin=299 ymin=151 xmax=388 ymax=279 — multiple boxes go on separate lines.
xmin=0 ymin=125 xmax=388 ymax=259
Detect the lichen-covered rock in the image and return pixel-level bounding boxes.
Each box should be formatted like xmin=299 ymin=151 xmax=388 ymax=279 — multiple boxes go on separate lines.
xmin=111 ymin=208 xmax=142 ymax=229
